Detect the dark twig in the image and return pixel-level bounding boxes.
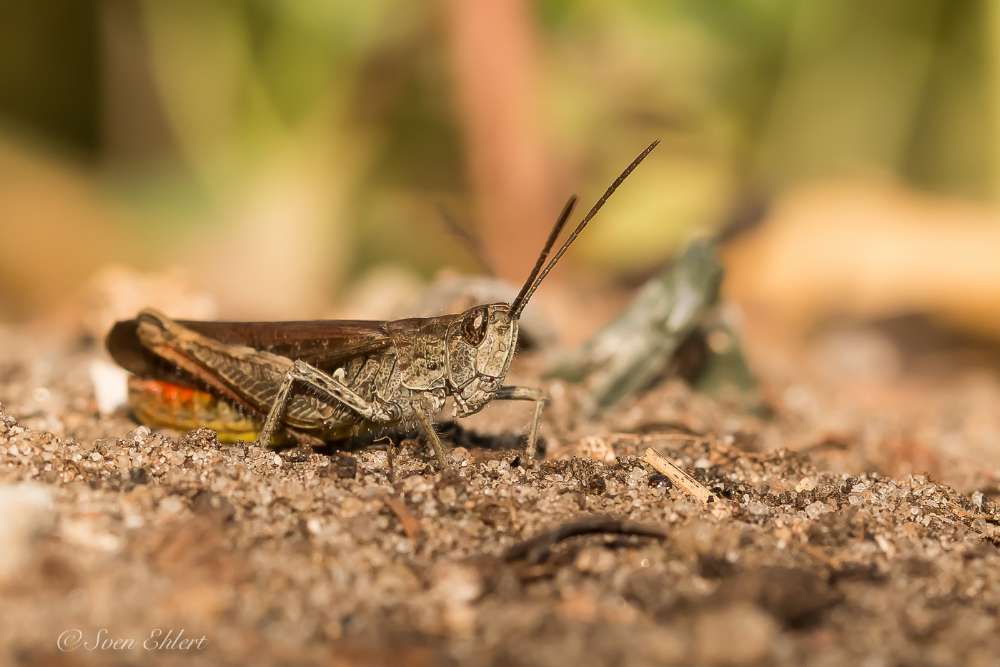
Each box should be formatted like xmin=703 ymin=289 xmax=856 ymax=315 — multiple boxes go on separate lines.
xmin=503 ymin=516 xmax=668 ymax=564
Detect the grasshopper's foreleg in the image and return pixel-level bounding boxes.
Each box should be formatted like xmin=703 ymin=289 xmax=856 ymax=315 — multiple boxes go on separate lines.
xmin=256 ymin=360 xmax=394 ymax=448
xmin=495 ymin=386 xmax=545 ymax=462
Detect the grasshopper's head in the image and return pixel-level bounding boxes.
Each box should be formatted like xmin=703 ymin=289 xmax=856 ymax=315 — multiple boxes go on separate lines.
xmin=446 ymin=303 xmax=518 ymax=416
xmin=445 ymin=140 xmax=659 ymax=418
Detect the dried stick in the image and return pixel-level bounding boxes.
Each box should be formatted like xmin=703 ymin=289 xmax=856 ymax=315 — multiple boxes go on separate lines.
xmin=643 ymin=447 xmax=715 ymax=506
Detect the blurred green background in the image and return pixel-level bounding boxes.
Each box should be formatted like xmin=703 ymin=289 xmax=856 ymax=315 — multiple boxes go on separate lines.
xmin=0 ymin=0 xmax=996 ymax=322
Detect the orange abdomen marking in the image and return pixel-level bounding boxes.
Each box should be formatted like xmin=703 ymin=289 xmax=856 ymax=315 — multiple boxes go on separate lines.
xmin=127 ymin=377 xmax=263 ymax=442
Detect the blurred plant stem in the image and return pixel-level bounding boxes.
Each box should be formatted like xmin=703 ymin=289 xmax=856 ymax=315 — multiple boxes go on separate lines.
xmin=985 ymin=0 xmax=1000 ymax=202
xmin=442 ymin=0 xmax=561 ymax=284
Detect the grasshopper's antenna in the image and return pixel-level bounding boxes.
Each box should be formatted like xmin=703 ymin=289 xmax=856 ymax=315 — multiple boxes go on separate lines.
xmin=509 ymin=139 xmax=659 ymax=320
xmin=508 ymin=195 xmax=578 ymax=318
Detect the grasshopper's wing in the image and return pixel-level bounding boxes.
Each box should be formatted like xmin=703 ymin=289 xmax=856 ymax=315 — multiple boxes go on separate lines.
xmin=179 ymin=320 xmax=393 ymax=371
xmin=107 ymin=318 xmax=393 ymax=380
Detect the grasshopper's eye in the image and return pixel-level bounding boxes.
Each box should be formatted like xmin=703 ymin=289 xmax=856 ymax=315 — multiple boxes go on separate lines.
xmin=462 ymin=306 xmax=489 ymax=346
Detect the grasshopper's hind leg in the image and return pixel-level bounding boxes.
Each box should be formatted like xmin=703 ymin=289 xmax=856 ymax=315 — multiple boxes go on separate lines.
xmin=257 ymin=369 xmax=297 ymax=447
xmin=256 ymin=360 xmax=391 ymax=449
xmin=495 ymin=386 xmax=546 ymax=462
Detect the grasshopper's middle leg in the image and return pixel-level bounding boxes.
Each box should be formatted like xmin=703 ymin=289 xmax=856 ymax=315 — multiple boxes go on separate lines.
xmin=495 ymin=386 xmax=545 ymax=461
xmin=256 ymin=360 xmax=393 ymax=448
xmin=413 ymin=410 xmax=450 ymax=469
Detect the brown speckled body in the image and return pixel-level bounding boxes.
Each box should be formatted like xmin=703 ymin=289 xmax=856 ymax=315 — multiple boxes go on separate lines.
xmin=109 ymin=304 xmax=518 ymax=442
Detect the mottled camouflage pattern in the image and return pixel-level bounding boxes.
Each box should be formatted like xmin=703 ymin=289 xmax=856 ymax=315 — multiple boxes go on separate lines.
xmin=130 ymin=303 xmax=519 ymax=440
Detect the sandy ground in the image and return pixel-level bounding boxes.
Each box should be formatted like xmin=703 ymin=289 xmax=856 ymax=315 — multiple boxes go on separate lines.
xmin=3 ymin=309 xmax=1000 ymax=666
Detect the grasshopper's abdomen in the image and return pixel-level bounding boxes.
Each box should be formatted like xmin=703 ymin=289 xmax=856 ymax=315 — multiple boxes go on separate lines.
xmin=127 ymin=376 xmax=372 ymax=443
xmin=127 ymin=377 xmax=267 ymax=442
xmin=126 ymin=346 xmax=414 ymax=443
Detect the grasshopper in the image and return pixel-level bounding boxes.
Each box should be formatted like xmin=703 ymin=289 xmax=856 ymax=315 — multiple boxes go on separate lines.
xmin=107 ymin=141 xmax=658 ymax=466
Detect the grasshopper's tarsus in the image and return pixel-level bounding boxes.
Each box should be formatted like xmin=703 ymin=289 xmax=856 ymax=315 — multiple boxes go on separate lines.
xmin=495 ymin=386 xmax=545 ymax=462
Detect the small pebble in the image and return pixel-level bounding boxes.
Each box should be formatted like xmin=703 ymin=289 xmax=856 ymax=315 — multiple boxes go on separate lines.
xmin=158 ymin=496 xmax=185 ymax=515
xmin=649 ymin=474 xmax=673 ymax=489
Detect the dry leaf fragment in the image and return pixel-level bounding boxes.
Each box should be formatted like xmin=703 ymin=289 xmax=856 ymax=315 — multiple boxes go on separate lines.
xmin=384 ymin=495 xmax=422 ymax=540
